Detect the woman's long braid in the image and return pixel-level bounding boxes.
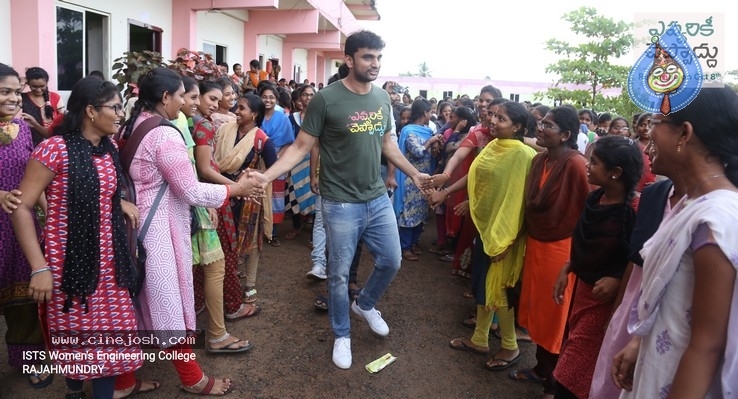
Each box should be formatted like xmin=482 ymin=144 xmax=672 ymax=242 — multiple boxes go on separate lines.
xmin=43 ymin=88 xmax=53 ymax=120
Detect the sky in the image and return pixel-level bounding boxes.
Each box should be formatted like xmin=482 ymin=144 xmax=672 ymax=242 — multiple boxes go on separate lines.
xmin=358 ymin=0 xmax=736 ymax=83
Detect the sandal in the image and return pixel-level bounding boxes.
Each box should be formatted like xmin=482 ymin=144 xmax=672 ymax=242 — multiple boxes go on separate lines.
xmin=284 ymin=229 xmax=301 ymax=240
xmin=402 ymin=251 xmax=418 ymax=261
xmin=244 ymin=288 xmax=257 ymax=303
xmin=113 ymin=379 xmax=161 ymax=398
xmin=448 ymin=338 xmax=489 ymax=355
xmin=509 ymin=368 xmax=546 ymax=383
xmin=225 ymin=303 xmax=261 ymax=321
xmin=485 ymin=351 xmax=521 ymax=371
xmin=181 ymin=375 xmax=232 ymax=396
xmin=65 ymin=392 xmax=86 ymax=399
xmin=27 ymin=370 xmax=54 ymax=389
xmin=207 ymin=335 xmax=253 ymax=354
xmin=314 ymin=295 xmax=328 ymax=311
xmin=236 ymin=270 xmax=246 ymax=279
xmin=410 ymin=245 xmax=423 ymax=255
xmin=268 ymin=238 xmax=281 ymax=247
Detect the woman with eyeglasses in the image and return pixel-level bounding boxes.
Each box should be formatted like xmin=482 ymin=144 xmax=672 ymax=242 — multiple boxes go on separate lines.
xmin=258 ymin=83 xmax=295 ymax=247
xmin=508 ymin=107 xmax=590 ymax=398
xmin=612 ymin=87 xmax=738 ymax=399
xmin=10 ymin=76 xmax=156 ymax=398
xmin=20 ymin=67 xmax=65 ymax=145
xmin=284 ymin=84 xmax=318 ymax=241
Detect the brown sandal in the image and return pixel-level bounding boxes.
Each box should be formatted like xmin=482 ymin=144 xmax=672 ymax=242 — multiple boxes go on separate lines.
xmin=402 ymin=251 xmax=418 ymax=261
xmin=181 ymin=375 xmax=232 ymax=396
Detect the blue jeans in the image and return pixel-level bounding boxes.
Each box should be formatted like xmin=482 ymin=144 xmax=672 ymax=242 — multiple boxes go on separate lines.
xmin=322 ymin=195 xmax=402 ymax=338
xmin=311 ymin=194 xmax=326 ymax=268
xmin=398 ymin=224 xmax=424 ymax=251
xmin=312 ymin=194 xmax=363 ymax=284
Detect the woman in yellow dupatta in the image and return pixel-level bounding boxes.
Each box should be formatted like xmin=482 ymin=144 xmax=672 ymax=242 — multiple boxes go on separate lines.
xmin=447 ymin=102 xmax=536 ymax=371
xmin=215 ymin=94 xmax=278 ymax=305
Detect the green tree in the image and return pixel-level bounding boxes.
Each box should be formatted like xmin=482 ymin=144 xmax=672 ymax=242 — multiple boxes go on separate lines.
xmin=417 ymin=62 xmax=432 ymax=77
xmin=542 ymin=7 xmax=633 ymax=113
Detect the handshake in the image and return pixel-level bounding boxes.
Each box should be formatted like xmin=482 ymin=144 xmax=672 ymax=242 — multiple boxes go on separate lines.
xmin=235 ymin=169 xmax=270 ymax=199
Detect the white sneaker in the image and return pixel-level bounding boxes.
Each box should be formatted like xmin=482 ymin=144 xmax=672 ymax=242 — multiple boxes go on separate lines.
xmin=351 ymin=300 xmax=389 ymax=336
xmin=332 ymin=337 xmax=352 ymax=369
xmin=306 ymin=265 xmax=327 ymax=280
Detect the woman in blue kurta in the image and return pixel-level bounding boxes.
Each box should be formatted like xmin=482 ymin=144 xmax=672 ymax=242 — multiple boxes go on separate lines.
xmin=393 ymin=98 xmax=442 ymax=261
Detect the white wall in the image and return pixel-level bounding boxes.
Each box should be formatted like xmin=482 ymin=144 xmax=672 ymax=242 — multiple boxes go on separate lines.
xmin=292 ymin=48 xmax=308 ymax=82
xmin=0 ymin=0 xmax=11 ymax=66
xmin=258 ymin=35 xmax=284 ymax=64
xmin=196 ymin=10 xmax=245 ymax=67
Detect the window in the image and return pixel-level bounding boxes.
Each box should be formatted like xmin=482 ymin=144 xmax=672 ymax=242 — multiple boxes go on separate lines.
xmin=509 ymin=93 xmax=520 ymax=102
xmin=129 ymin=19 xmax=162 ymax=54
xmin=203 ymin=43 xmax=227 ymax=65
xmin=443 ymin=91 xmax=454 ymax=99
xmin=56 ymin=6 xmax=109 ymax=90
xmin=293 ymin=65 xmax=302 ymax=83
xmin=419 ymin=90 xmax=428 ymax=99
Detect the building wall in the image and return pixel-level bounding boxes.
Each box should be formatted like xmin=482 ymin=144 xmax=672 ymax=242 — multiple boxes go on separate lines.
xmin=59 ymin=0 xmax=174 ymax=65
xmin=196 ymin=10 xmax=245 ymax=67
xmin=258 ymin=35 xmax=283 ymax=63
xmin=292 ymin=48 xmax=308 ymax=83
xmin=0 ymin=0 xmax=11 ymax=65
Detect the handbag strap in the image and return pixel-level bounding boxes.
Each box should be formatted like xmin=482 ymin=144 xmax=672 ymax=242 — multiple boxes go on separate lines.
xmin=119 ymin=116 xmax=166 ymax=172
xmin=138 ymin=182 xmax=168 ymax=242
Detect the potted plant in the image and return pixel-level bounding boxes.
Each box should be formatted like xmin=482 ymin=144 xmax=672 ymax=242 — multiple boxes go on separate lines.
xmin=168 ymin=48 xmax=224 ymax=81
xmin=111 ymin=50 xmax=166 ymax=92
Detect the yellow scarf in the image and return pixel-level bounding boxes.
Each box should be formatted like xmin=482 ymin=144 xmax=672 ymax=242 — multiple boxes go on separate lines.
xmin=468 ymin=138 xmax=536 ymax=308
xmin=213 ymin=121 xmax=273 ymax=239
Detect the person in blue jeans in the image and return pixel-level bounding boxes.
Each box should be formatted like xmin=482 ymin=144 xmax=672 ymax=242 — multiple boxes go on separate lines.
xmin=254 ymin=30 xmax=431 ymax=369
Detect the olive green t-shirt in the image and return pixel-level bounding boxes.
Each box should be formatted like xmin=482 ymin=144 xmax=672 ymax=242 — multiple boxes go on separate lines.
xmin=301 ymin=81 xmax=392 ymax=203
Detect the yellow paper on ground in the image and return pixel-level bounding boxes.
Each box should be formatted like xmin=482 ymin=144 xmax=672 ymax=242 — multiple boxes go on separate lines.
xmin=365 ymin=353 xmax=396 ymax=373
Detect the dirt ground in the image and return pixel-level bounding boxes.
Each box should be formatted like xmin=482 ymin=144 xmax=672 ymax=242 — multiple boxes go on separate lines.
xmin=0 ymin=219 xmax=543 ymax=399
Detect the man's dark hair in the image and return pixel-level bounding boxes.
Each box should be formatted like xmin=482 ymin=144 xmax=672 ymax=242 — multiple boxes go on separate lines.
xmin=249 ymin=59 xmax=260 ymax=69
xmin=344 ymin=30 xmax=385 ymax=57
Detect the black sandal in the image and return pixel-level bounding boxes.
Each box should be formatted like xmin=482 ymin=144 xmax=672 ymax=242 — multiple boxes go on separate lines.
xmin=314 ymin=295 xmax=328 ymax=311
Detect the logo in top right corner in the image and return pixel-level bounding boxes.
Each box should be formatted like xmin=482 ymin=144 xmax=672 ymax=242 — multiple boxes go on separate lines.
xmin=628 ymin=23 xmax=703 ymax=115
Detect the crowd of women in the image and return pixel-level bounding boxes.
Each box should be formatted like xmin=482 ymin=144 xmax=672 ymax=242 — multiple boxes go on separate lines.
xmin=2 ymin=60 xmax=738 ymax=399
xmin=0 ymin=63 xmax=311 ymax=397
xmin=390 ymin=84 xmax=738 ymax=399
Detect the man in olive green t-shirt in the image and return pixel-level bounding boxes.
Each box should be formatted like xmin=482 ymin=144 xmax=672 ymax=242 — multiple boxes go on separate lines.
xmin=255 ymin=30 xmax=431 ymax=370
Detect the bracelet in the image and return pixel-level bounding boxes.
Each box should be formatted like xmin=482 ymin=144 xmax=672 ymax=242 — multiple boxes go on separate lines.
xmin=442 ymin=187 xmax=450 ymax=195
xmin=30 ymin=266 xmax=51 ymax=278
xmin=442 ymin=172 xmax=450 ymax=179
xmin=237 ymin=182 xmax=246 ymax=196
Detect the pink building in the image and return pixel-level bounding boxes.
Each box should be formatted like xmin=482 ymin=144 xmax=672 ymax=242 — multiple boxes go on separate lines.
xmin=0 ymin=0 xmax=379 ymax=92
xmin=379 ymin=76 xmax=623 ymax=104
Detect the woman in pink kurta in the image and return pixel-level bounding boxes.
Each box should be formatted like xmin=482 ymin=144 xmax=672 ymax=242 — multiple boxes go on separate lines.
xmin=115 ymin=68 xmax=263 ymax=396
